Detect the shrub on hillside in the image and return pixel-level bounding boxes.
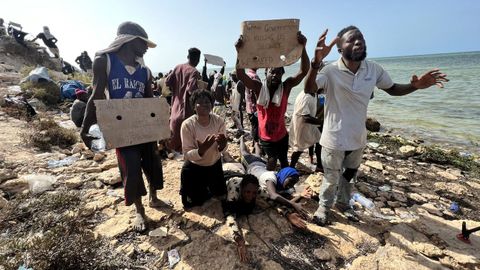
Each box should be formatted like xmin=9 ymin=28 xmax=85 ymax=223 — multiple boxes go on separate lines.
xmin=21 ymin=81 xmax=61 ymax=106
xmin=0 ymin=191 xmax=131 ymax=270
xmin=23 ymin=118 xmax=77 ymax=151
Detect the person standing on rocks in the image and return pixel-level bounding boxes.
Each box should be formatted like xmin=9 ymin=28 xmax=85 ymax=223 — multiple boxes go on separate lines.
xmin=166 ymin=47 xmax=201 ymax=153
xmin=235 ymin=32 xmax=310 ymax=171
xmin=75 ymin=51 xmax=93 ymax=73
xmin=80 ymin=21 xmax=165 ymax=231
xmin=32 ymin=26 xmax=60 ymax=58
xmin=304 ymin=26 xmax=449 ymax=226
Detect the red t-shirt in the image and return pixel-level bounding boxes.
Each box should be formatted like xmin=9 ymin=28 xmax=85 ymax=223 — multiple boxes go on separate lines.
xmin=257 ymin=88 xmax=289 ymax=142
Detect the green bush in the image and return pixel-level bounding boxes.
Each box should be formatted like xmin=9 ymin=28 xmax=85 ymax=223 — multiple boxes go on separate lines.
xmin=20 ymin=81 xmax=61 ymax=106
xmin=23 ymin=118 xmax=77 ymax=151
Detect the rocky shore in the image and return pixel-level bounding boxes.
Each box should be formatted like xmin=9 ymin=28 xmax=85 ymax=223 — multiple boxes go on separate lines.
xmin=1 ymin=42 xmax=479 ymax=269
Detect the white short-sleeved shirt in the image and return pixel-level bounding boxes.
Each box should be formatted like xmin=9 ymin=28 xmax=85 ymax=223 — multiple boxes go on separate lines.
xmin=289 ymin=91 xmax=321 ymax=151
xmin=247 ymin=162 xmax=277 ymax=188
xmin=316 ymin=59 xmax=393 ymax=150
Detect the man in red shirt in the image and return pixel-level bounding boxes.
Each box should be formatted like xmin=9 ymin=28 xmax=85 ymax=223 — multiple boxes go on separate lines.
xmin=235 ymin=32 xmax=309 ymax=170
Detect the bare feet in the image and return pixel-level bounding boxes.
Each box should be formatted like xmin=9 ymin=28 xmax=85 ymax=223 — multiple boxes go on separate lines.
xmin=133 ymin=212 xmax=147 ymax=231
xmin=149 ymin=197 xmax=172 ymax=208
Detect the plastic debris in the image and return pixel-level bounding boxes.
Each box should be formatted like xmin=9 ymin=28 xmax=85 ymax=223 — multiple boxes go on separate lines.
xmin=168 ymin=249 xmax=181 ymax=268
xmin=24 ymin=174 xmax=56 ymax=194
xmin=47 ymin=156 xmax=78 ymax=168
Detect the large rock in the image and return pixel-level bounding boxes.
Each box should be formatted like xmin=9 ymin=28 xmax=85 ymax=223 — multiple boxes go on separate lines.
xmin=349 ymin=244 xmax=448 ymax=270
xmin=399 ymin=145 xmax=416 ymax=157
xmin=97 ymin=168 xmax=122 ymax=185
xmin=433 ymin=182 xmax=468 ymax=196
xmin=387 ymin=223 xmax=444 ymax=258
xmin=365 ymin=160 xmax=384 ymax=171
xmin=94 ymin=212 xmax=131 ymax=238
xmin=366 ymin=117 xmax=381 ymax=132
xmin=0 ymin=168 xmax=17 ymax=183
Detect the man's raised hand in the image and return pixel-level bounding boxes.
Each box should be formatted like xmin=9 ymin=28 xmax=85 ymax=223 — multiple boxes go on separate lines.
xmin=411 ymin=68 xmax=449 ymax=89
xmin=313 ymin=29 xmax=339 ymax=63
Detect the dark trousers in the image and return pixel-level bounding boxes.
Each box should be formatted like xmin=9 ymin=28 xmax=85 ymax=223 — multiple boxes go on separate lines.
xmin=115 ymin=142 xmax=163 ymax=206
xmin=180 ymin=159 xmax=226 ymax=208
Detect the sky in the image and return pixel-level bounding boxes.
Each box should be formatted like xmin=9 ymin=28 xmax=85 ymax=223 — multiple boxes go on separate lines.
xmin=2 ymin=0 xmax=479 ymax=72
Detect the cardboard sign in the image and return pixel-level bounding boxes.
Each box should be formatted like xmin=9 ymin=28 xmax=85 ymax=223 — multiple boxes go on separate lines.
xmin=95 ymin=98 xmax=170 ymax=149
xmin=204 ymin=54 xmax=225 ymax=66
xmin=236 ymin=19 xmax=302 ymax=69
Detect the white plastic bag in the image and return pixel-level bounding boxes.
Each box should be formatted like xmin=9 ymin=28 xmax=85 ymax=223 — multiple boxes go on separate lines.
xmin=24 ymin=174 xmax=57 ymax=194
xmin=89 ymin=124 xmax=106 ymax=151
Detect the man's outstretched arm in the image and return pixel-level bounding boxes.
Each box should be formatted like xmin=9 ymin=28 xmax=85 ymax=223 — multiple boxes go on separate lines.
xmin=383 ymin=68 xmax=448 ymax=96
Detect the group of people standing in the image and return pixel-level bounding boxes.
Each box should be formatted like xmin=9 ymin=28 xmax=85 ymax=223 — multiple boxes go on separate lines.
xmin=78 ymin=21 xmax=448 ymax=262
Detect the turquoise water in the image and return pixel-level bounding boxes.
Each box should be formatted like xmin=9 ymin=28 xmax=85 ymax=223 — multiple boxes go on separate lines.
xmin=221 ymin=51 xmax=480 ymax=153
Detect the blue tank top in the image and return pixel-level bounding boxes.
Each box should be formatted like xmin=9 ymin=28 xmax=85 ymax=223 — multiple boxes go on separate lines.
xmin=107 ymin=53 xmax=148 ymax=99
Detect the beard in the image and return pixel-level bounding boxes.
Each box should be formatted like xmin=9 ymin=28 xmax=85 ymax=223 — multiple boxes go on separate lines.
xmin=345 ymin=46 xmax=367 ymax=61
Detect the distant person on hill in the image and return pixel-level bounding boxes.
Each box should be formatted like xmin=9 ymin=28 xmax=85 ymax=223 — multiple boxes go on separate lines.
xmin=166 ymin=47 xmax=201 ymax=153
xmin=80 ymin=21 xmax=164 ymax=232
xmin=304 ymin=26 xmax=449 ymax=226
xmin=32 ymin=26 xmax=59 ymax=58
xmin=0 ymin=18 xmax=6 ymax=36
xmin=7 ymin=22 xmax=28 ymax=47
xmin=75 ymin=51 xmax=93 ymax=73
xmin=70 ymin=88 xmax=89 ymax=127
xmin=235 ymin=32 xmax=310 ymax=171
xmin=61 ymin=60 xmax=76 ymax=77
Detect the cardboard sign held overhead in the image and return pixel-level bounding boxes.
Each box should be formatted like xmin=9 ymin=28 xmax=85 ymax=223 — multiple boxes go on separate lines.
xmin=236 ymin=19 xmax=302 ymax=69
xmin=204 ymin=54 xmax=225 ymax=66
xmin=94 ymin=98 xmax=170 ymax=149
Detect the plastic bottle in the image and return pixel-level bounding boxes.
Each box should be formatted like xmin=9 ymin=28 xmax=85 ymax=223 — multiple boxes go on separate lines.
xmin=47 ymin=156 xmax=78 ymax=168
xmin=89 ymin=124 xmax=106 ymax=151
xmin=351 ymin=192 xmax=375 ymax=209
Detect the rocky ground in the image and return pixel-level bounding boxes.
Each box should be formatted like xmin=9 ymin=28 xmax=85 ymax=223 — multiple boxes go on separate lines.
xmin=0 ymin=41 xmax=479 ymax=269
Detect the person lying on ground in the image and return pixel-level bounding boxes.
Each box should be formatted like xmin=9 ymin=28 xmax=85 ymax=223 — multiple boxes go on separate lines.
xmin=239 ymin=135 xmax=313 ymax=228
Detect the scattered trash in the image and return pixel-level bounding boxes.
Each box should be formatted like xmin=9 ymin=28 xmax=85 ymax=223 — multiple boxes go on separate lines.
xmin=168 ymin=249 xmax=180 ymax=268
xmin=106 ymin=189 xmax=124 ymax=199
xmin=378 ymin=185 xmax=392 ymax=192
xmin=89 ymin=124 xmax=106 ymax=152
xmin=351 ymin=192 xmax=375 ymax=209
xmin=24 ymin=174 xmax=56 ymax=194
xmin=450 ymin=202 xmax=460 ymax=213
xmin=20 ymin=66 xmax=52 ymax=83
xmin=367 ymin=142 xmax=380 ymax=148
xmin=47 ymin=156 xmax=78 ymax=168
xmin=17 ymin=265 xmax=33 ymax=270
xmin=149 ymin=226 xmax=168 ymax=237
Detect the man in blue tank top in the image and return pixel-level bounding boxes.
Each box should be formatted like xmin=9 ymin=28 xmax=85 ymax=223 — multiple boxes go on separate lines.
xmin=80 ymin=22 xmax=165 ymax=231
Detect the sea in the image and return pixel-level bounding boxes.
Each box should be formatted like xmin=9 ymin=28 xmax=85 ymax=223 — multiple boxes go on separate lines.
xmin=215 ymin=51 xmax=479 ymax=154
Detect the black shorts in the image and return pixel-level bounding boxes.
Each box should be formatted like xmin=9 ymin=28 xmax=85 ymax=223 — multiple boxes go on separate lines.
xmin=260 ymin=134 xmax=289 ymax=160
xmin=115 ymin=142 xmax=163 ymax=206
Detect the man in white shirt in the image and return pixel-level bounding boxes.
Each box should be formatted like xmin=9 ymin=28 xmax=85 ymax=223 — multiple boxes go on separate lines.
xmin=304 ymin=26 xmax=448 ymax=225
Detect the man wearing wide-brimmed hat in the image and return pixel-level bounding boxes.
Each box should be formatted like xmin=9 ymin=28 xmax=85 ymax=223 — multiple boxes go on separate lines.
xmin=80 ymin=21 xmax=165 ymax=231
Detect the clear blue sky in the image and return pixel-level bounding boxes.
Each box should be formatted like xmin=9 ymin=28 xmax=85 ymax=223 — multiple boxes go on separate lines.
xmin=3 ymin=0 xmax=479 ymax=72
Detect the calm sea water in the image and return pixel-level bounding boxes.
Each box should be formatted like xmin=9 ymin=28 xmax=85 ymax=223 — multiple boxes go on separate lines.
xmin=220 ymin=51 xmax=480 ymax=154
